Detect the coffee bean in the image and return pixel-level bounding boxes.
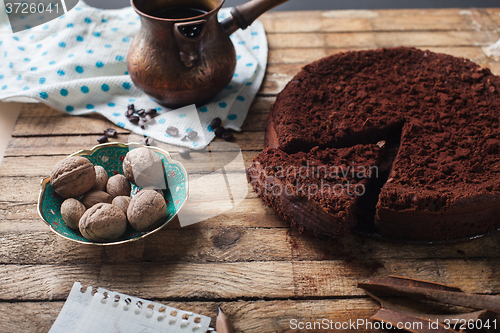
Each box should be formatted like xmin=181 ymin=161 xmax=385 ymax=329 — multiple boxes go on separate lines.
xmin=144 ymin=114 xmax=154 ymax=122
xmin=142 ymin=137 xmax=154 ymax=146
xmin=166 ymin=126 xmax=179 ymax=137
xmin=128 ymin=115 xmax=140 ymax=124
xmin=125 ymin=109 xmax=135 ymax=117
xmin=222 ymin=131 xmax=233 ymax=141
xmin=145 ymin=108 xmax=157 ymax=116
xmin=209 ymin=117 xmax=222 ymax=130
xmin=139 ymin=119 xmax=146 ymax=129
xmin=104 ymin=128 xmax=117 ymax=138
xmin=214 ymin=126 xmax=226 ymax=137
xmin=187 ymin=131 xmax=198 ymax=140
xmin=179 ymin=149 xmax=190 ymax=159
xmin=137 ymin=109 xmax=146 ymax=117
xmin=97 ymin=135 xmax=109 ymax=144
xmin=127 ymin=104 xmax=135 ymax=111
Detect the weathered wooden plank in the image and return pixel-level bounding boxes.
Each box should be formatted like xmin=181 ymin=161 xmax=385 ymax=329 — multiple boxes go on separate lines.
xmin=1 ymin=259 xmax=500 ymax=301
xmin=0 ymin=150 xmax=260 ymax=177
xmin=5 ymin=131 xmax=266 ymax=157
xmin=0 ymin=198 xmax=286 ymax=228
xmin=267 ymin=30 xmax=500 ymax=50
xmin=17 ymin=97 xmax=275 ymax=119
xmin=260 ymin=8 xmax=497 ymax=33
xmin=0 ymin=298 xmax=385 ymax=333
xmin=268 ymin=46 xmax=497 ymax=65
xmin=2 ymin=219 xmax=500 ymax=265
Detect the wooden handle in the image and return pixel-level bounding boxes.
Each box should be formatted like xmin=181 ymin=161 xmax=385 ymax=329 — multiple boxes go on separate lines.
xmin=221 ymin=0 xmax=289 ymax=35
xmin=232 ymin=0 xmax=289 ymax=29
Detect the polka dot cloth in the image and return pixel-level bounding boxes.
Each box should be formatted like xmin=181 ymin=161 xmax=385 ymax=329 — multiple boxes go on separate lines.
xmin=0 ymin=1 xmax=267 ymax=149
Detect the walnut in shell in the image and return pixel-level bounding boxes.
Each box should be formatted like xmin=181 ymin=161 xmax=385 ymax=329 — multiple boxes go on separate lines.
xmin=50 ymin=156 xmax=96 ymax=198
xmin=79 ymin=203 xmax=127 ymax=242
xmin=92 ymin=166 xmax=108 ymax=192
xmin=106 ymin=174 xmax=131 ymax=198
xmin=81 ymin=190 xmax=112 ymax=209
xmin=122 ymin=148 xmax=165 ymax=189
xmin=112 ymin=196 xmax=131 ymax=216
xmin=127 ymin=189 xmax=167 ymax=232
xmin=60 ymin=198 xmax=86 ymax=229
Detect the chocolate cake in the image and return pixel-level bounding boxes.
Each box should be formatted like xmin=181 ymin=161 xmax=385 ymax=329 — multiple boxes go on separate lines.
xmin=248 ymin=47 xmax=500 ymax=241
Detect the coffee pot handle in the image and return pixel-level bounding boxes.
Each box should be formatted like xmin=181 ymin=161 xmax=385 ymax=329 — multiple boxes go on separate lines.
xmin=221 ymin=0 xmax=289 ymax=35
xmin=173 ymin=19 xmax=207 ymax=68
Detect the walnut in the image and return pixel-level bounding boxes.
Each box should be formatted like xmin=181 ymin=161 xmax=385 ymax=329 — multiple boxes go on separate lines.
xmin=111 ymin=196 xmax=131 ymax=216
xmin=127 ymin=190 xmax=168 ymax=232
xmin=92 ymin=166 xmax=108 ymax=192
xmin=106 ymin=174 xmax=131 ymax=198
xmin=79 ymin=203 xmax=127 ymax=242
xmin=60 ymin=198 xmax=86 ymax=229
xmin=81 ymin=190 xmax=112 ymax=209
xmin=122 ymin=148 xmax=165 ymax=189
xmin=50 ymin=156 xmax=96 ymax=198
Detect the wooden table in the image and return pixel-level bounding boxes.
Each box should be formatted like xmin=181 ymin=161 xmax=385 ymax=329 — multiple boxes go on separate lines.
xmin=2 ymin=8 xmax=500 ymax=333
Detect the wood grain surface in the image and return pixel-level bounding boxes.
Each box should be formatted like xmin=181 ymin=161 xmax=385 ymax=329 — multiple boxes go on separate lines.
xmin=1 ymin=8 xmax=500 ymax=333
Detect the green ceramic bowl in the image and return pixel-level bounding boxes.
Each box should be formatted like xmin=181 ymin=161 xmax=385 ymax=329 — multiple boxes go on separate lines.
xmin=37 ymin=142 xmax=188 ymax=245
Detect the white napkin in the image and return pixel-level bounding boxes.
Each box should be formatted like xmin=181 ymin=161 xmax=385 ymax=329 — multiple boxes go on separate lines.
xmin=0 ymin=0 xmax=268 ymax=149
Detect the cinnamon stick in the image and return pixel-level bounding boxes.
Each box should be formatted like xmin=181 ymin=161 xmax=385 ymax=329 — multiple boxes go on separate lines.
xmin=371 ymin=308 xmax=460 ymax=333
xmin=359 ymin=276 xmax=500 ymax=314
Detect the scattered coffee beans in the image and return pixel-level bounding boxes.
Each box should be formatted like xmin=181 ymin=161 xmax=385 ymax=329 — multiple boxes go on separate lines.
xmin=166 ymin=126 xmax=179 ymax=137
xmin=97 ymin=135 xmax=109 ymax=144
xmin=214 ymin=126 xmax=226 ymax=137
xmin=139 ymin=119 xmax=146 ymax=129
xmin=210 ymin=117 xmax=222 ymax=130
xmin=125 ymin=109 xmax=134 ymax=117
xmin=145 ymin=109 xmax=157 ymax=116
xmin=104 ymin=128 xmax=117 ymax=138
xmin=178 ymin=149 xmax=190 ymax=159
xmin=187 ymin=130 xmax=198 ymax=140
xmin=222 ymin=131 xmax=233 ymax=141
xmin=128 ymin=115 xmax=140 ymax=124
xmin=136 ymin=109 xmax=146 ymax=117
xmin=142 ymin=137 xmax=154 ymax=146
xmin=144 ymin=114 xmax=154 ymax=122
xmin=128 ymin=104 xmax=135 ymax=110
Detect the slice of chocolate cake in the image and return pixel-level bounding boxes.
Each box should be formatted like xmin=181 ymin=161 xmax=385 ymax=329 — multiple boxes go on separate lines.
xmin=247 ymin=144 xmax=383 ymax=238
xmin=254 ymin=46 xmax=500 ymax=241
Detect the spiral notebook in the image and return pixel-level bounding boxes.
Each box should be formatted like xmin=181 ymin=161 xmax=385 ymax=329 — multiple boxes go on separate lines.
xmin=49 ymin=282 xmax=213 ymax=333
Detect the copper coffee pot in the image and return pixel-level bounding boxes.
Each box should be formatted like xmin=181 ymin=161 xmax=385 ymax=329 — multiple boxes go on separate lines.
xmin=128 ymin=0 xmax=289 ymax=108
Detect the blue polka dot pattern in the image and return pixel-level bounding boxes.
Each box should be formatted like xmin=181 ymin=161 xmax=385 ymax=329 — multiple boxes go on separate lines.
xmin=57 ymin=70 xmax=65 ymax=76
xmin=246 ymin=82 xmax=253 ymax=86
xmin=66 ymin=106 xmax=74 ymax=112
xmin=76 ymin=66 xmax=84 ymax=73
xmin=84 ymin=18 xmax=92 ymax=24
xmin=31 ymin=67 xmax=37 ymax=71
xmin=81 ymin=86 xmax=89 ymax=93
xmin=199 ymin=106 xmax=208 ymax=113
xmin=108 ymin=103 xmax=116 ymax=107
xmin=76 ymin=36 xmax=84 ymax=42
xmin=18 ymin=47 xmax=25 ymax=51
xmin=49 ymin=61 xmax=56 ymax=65
xmin=59 ymin=42 xmax=66 ymax=47
xmin=67 ymin=23 xmax=74 ymax=28
xmin=39 ymin=78 xmax=46 ymax=84
xmin=0 ymin=75 xmax=3 ymax=79
xmin=23 ymin=87 xmax=29 ymax=91
xmin=93 ymin=32 xmax=101 ymax=37
xmin=236 ymin=96 xmax=245 ymax=101
xmin=1 ymin=85 xmax=7 ymax=90
xmin=86 ymin=104 xmax=94 ymax=109
xmin=159 ymin=119 xmax=166 ymax=124
xmin=219 ymin=102 xmax=227 ymax=108
xmin=122 ymin=37 xmax=130 ymax=42
xmin=39 ymin=92 xmax=48 ymax=99
xmin=113 ymin=113 xmax=120 ymax=117
xmin=105 ymin=44 xmax=112 ymax=48
xmin=123 ymin=82 xmax=131 ymax=90
xmin=117 ymin=122 xmax=125 ymax=128
xmin=228 ymin=114 xmax=237 ymax=120
xmin=86 ymin=50 xmax=93 ymax=54
xmin=101 ymin=84 xmax=110 ymax=92
xmin=116 ymin=55 xmax=124 ymax=61
xmin=60 ymin=89 xmax=68 ymax=96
